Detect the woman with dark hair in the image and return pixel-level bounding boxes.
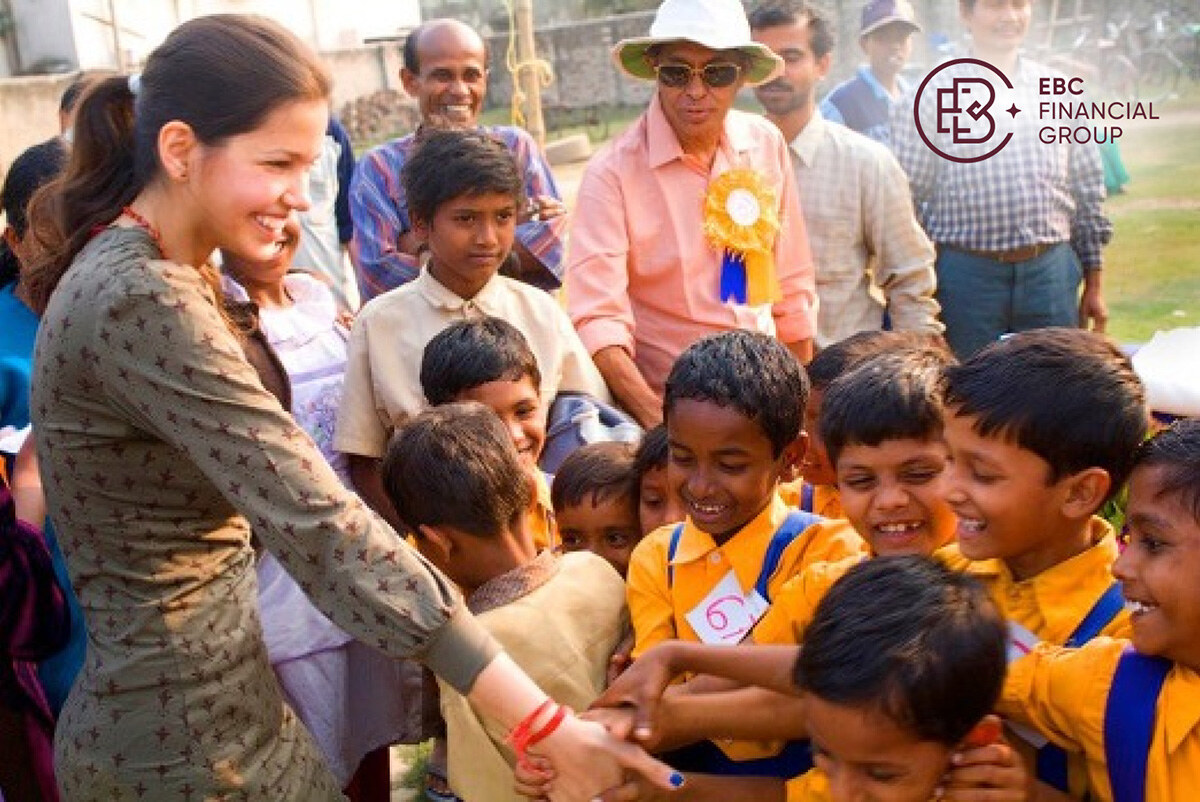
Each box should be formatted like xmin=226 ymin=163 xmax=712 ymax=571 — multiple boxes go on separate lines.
xmin=24 ymin=14 xmax=676 ymax=801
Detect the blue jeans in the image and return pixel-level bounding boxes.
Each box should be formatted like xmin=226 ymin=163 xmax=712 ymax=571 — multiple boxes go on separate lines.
xmin=935 ymin=243 xmax=1082 ymax=358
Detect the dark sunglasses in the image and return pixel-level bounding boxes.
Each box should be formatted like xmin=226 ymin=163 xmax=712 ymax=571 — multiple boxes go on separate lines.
xmin=653 ymin=62 xmax=743 ymax=89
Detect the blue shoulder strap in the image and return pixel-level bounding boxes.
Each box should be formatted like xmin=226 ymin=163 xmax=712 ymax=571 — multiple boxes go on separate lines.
xmin=666 ymin=523 xmax=685 ymax=589
xmin=799 ymin=482 xmax=816 ymax=514
xmin=1037 ymin=581 xmax=1127 ymax=790
xmin=1067 ymin=582 xmax=1126 ymax=648
xmin=1104 ymin=647 xmax=1171 ymax=802
xmin=666 ymin=511 xmax=822 ymax=600
xmin=754 ymin=510 xmax=822 ymax=601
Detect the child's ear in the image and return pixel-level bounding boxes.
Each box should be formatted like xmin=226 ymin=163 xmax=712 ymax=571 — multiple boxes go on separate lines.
xmin=780 ymin=431 xmax=810 ymax=478
xmin=411 ymin=215 xmax=430 ymax=245
xmin=1060 ymin=467 xmax=1112 ymax=519
xmin=417 ymin=524 xmax=453 ymax=563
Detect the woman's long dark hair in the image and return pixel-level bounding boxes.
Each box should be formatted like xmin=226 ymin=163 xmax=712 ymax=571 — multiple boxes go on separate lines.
xmin=24 ymin=14 xmax=332 ymax=314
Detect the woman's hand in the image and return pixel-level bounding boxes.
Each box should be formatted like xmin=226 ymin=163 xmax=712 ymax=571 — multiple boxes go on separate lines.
xmin=531 ymin=713 xmax=683 ymax=802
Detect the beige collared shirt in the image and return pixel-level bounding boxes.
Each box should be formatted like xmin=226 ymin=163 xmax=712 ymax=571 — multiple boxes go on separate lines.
xmin=334 ymin=268 xmax=610 ymax=458
xmin=789 ymin=111 xmax=941 ymax=347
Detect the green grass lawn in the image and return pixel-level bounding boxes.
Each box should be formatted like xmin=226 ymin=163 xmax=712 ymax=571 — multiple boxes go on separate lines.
xmin=1099 ymin=93 xmax=1200 ymax=344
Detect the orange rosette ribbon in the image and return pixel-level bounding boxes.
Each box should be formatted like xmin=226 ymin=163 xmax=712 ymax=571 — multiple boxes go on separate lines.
xmin=703 ymin=168 xmax=781 ymax=306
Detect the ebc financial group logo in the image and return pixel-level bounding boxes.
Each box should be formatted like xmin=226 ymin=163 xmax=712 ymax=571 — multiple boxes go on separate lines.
xmin=913 ymin=57 xmax=1157 ymax=163
xmin=915 ymin=58 xmax=1015 ymax=163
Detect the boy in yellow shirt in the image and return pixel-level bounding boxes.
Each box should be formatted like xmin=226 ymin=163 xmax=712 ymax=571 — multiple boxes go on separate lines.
xmin=625 ymin=330 xmax=865 ymax=777
xmin=938 ymin=328 xmax=1147 ymax=797
xmin=754 ymin=345 xmax=957 ymax=646
xmin=998 ymin=419 xmax=1200 ymax=802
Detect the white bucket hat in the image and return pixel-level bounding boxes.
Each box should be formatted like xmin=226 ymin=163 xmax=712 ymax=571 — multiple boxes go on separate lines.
xmin=612 ymin=0 xmax=784 ymax=87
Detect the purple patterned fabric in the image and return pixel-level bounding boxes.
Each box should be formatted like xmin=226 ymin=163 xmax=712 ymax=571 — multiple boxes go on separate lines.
xmin=1 ymin=482 xmax=69 ymax=801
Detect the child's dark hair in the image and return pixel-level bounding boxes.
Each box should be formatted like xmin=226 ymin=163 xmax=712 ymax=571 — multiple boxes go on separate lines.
xmin=634 ymin=424 xmax=669 ymax=478
xmin=806 ymin=330 xmax=920 ymax=392
xmin=420 ymin=317 xmax=541 ymax=406
xmin=25 ymin=15 xmax=331 ymax=314
xmin=747 ymin=0 xmax=836 ymax=58
xmin=1131 ymin=419 xmax=1200 ymax=522
xmin=1 ymin=142 xmax=68 ymax=286
xmin=381 ymin=402 xmax=532 ymax=538
xmin=820 ymin=347 xmax=955 ymax=467
xmin=664 ymin=331 xmax=808 ymax=457
xmin=551 ymin=441 xmax=639 ymax=513
xmin=402 ymin=128 xmax=525 ymax=225
xmin=943 ymin=328 xmax=1146 ymax=500
xmin=795 ymin=556 xmax=1006 ymax=745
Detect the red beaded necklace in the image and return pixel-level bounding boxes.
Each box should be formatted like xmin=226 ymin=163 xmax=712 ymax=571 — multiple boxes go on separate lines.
xmin=121 ymin=205 xmax=168 ymax=259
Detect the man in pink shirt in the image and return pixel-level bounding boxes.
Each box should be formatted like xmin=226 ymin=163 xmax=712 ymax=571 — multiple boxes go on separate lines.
xmin=567 ymin=0 xmax=818 ymax=428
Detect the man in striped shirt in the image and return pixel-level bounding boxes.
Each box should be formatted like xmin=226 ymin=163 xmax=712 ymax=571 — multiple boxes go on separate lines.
xmin=348 ymin=19 xmax=566 ymax=302
xmin=891 ymin=0 xmax=1111 ymax=358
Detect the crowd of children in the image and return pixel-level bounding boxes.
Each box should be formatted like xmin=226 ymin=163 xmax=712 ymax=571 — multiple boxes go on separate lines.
xmin=3 ymin=4 xmax=1197 ymax=802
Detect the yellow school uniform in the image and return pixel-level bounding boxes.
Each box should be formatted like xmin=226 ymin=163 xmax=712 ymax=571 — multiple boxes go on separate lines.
xmin=779 ymin=480 xmax=844 ymax=519
xmin=752 ymin=554 xmax=863 ymax=646
xmin=626 ymin=492 xmax=864 ymax=762
xmin=1000 ymin=638 xmax=1200 ymax=802
xmin=626 ymin=493 xmax=865 ymax=657
xmin=937 ymin=516 xmax=1131 ymax=797
xmin=936 ymin=518 xmax=1131 ymax=643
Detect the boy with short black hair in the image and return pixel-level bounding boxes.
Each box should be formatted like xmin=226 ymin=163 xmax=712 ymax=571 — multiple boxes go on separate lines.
xmin=626 ymin=330 xmax=865 ymax=775
xmin=335 ymin=129 xmax=608 ymax=527
xmin=552 ymin=441 xmax=643 ymax=577
xmin=998 ymin=418 xmax=1200 ymax=802
xmin=785 ymin=330 xmax=930 ymax=517
xmin=940 ymin=327 xmax=1147 ymax=797
xmin=420 ymin=317 xmax=556 ymax=552
xmin=632 ymin=425 xmax=682 ymax=535
xmin=753 ymin=345 xmax=957 ymax=646
xmin=381 ymin=402 xmax=627 ymax=802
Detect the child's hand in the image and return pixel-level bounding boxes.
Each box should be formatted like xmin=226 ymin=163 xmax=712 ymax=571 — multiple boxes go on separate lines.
xmin=607 ymin=632 xmax=636 ymax=686
xmin=513 ymin=754 xmax=554 ymax=800
xmin=522 ymin=195 xmax=566 ymax=223
xmin=590 ymin=642 xmax=682 ymax=745
xmin=938 ymin=717 xmax=1027 ymax=801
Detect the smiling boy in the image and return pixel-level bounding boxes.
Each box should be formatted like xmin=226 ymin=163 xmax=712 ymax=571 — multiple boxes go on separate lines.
xmin=938 ymin=327 xmax=1146 ymax=797
xmin=334 ymin=130 xmax=608 ymax=528
xmin=625 ymin=331 xmax=864 ymax=775
xmin=997 ymin=420 xmax=1200 ymax=801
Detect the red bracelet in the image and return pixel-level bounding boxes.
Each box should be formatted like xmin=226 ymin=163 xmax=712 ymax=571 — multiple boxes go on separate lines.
xmin=525 ymin=704 xmax=569 ymax=751
xmin=506 ymin=699 xmax=555 ymax=753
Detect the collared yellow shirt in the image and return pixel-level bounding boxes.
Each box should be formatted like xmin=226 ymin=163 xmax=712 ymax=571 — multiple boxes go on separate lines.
xmin=1000 ymin=638 xmax=1200 ymax=802
xmin=752 ymin=554 xmax=863 ymax=646
xmin=626 ymin=492 xmax=864 ymax=763
xmin=626 ymin=493 xmax=865 ymax=657
xmin=779 ymin=480 xmax=844 ymax=519
xmin=937 ymin=517 xmax=1131 ymax=797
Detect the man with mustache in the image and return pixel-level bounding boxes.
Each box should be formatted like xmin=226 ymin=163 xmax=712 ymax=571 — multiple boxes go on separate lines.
xmin=567 ymin=0 xmax=817 ymax=428
xmin=349 ymin=19 xmax=566 ymax=301
xmin=749 ymin=1 xmax=940 ymax=349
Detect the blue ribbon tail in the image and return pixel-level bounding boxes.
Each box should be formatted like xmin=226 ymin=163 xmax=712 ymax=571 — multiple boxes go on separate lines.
xmin=720 ymin=250 xmax=747 ymax=304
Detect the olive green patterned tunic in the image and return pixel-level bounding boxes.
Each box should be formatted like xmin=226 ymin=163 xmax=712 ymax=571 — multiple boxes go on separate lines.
xmin=32 ymin=228 xmax=497 ymax=800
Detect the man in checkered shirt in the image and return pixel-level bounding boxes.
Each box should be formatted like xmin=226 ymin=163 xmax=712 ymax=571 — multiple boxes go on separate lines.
xmin=891 ymin=0 xmax=1111 ymax=358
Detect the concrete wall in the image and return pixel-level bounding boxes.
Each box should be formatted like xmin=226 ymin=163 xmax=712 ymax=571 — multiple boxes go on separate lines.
xmin=0 ymin=73 xmax=74 ymax=173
